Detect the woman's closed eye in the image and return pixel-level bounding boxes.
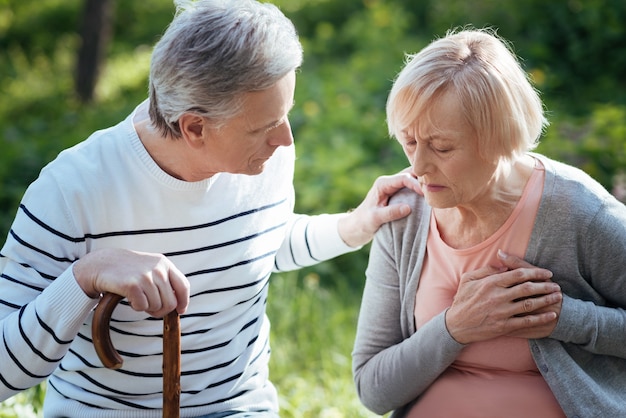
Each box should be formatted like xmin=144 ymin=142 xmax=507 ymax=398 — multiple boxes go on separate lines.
xmin=433 ymin=146 xmax=451 ymax=153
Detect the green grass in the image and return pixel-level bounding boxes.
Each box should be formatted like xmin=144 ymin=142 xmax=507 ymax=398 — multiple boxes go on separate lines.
xmin=267 ymin=271 xmax=379 ymax=417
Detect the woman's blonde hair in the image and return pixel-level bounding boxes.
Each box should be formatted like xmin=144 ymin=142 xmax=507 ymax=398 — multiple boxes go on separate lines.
xmin=386 ymin=28 xmax=548 ymax=160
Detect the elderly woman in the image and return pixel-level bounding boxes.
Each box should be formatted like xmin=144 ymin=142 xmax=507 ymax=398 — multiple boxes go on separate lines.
xmin=352 ymin=28 xmax=626 ymax=417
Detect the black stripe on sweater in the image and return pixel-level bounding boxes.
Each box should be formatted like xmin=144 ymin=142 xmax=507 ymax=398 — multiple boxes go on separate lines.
xmin=17 ymin=306 xmax=64 ymax=363
xmin=18 ymin=198 xmax=287 ymax=242
xmin=163 ymin=222 xmax=286 ymax=256
xmin=3 ymin=330 xmax=49 ymax=380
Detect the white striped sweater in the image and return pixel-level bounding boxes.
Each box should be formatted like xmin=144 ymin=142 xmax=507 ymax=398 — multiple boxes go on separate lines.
xmin=0 ymin=107 xmax=354 ymax=417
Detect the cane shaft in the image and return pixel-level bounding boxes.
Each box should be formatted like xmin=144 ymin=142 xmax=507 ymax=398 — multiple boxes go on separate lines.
xmin=163 ymin=309 xmax=181 ymax=418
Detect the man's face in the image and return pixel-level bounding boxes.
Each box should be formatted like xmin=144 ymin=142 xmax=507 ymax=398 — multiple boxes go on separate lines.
xmin=199 ymin=71 xmax=296 ymax=177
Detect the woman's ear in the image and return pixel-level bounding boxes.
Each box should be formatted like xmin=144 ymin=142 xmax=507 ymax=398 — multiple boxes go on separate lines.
xmin=178 ymin=113 xmax=207 ymax=149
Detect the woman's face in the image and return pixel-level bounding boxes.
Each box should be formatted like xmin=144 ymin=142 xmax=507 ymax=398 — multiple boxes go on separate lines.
xmin=398 ymin=91 xmax=499 ymax=210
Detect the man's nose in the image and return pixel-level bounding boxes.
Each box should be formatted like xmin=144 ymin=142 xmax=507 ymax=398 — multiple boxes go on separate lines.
xmin=270 ymin=120 xmax=294 ymax=147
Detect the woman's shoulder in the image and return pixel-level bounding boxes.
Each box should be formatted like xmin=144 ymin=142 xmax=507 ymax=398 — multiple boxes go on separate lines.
xmin=386 ymin=187 xmax=430 ymax=234
xmin=535 ymin=154 xmax=613 ymax=202
xmin=390 ymin=186 xmax=427 ymax=207
xmin=534 ymin=154 xmax=624 ymax=225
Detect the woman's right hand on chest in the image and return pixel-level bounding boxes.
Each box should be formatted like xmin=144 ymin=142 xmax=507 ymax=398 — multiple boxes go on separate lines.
xmin=445 ymin=251 xmax=562 ymax=344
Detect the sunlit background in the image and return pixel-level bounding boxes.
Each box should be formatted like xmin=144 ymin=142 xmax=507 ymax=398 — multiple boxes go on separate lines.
xmin=1 ymin=0 xmax=625 ymax=416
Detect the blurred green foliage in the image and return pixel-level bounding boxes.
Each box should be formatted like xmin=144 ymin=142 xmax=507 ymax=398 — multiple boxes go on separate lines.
xmin=0 ymin=0 xmax=625 ymax=416
xmin=0 ymin=383 xmax=45 ymax=418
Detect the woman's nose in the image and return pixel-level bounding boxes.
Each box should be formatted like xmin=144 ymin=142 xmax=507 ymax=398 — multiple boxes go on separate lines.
xmin=410 ymin=145 xmax=431 ymax=177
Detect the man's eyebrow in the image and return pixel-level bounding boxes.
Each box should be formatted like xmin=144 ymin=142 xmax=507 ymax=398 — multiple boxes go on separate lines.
xmin=250 ymin=101 xmax=296 ymax=134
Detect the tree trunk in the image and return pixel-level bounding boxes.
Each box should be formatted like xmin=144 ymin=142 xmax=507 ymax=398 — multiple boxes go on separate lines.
xmin=75 ymin=0 xmax=114 ymax=103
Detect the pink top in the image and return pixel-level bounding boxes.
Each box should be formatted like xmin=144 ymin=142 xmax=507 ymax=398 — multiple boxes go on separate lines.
xmin=408 ymin=160 xmax=565 ymax=417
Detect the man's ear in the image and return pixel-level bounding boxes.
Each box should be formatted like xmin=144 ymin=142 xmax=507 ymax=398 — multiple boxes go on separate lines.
xmin=178 ymin=113 xmax=207 ymax=149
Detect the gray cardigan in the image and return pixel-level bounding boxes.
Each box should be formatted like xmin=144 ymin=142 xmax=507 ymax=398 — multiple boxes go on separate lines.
xmin=352 ymin=155 xmax=626 ymax=418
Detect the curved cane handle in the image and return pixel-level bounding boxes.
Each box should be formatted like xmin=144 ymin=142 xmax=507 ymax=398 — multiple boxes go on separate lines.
xmin=92 ymin=292 xmax=181 ymax=416
xmin=92 ymin=292 xmax=125 ymax=369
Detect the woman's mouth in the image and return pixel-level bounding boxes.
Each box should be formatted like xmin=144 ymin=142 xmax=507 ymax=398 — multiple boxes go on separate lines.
xmin=423 ymin=183 xmax=446 ymax=193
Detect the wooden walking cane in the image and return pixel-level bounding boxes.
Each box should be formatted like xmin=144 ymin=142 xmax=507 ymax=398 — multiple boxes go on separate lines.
xmin=92 ymin=292 xmax=181 ymax=418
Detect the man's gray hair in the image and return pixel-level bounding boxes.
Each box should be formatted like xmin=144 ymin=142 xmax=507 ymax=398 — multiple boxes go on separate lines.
xmin=148 ymin=0 xmax=303 ymax=138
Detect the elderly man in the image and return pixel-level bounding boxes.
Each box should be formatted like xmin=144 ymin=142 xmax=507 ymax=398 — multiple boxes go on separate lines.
xmin=0 ymin=1 xmax=419 ymax=417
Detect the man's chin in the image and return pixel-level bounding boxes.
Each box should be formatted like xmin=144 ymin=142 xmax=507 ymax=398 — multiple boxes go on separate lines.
xmin=241 ymin=163 xmax=267 ymax=176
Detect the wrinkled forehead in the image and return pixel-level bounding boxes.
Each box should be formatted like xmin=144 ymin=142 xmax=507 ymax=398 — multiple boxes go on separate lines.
xmin=392 ymin=85 xmax=461 ymax=134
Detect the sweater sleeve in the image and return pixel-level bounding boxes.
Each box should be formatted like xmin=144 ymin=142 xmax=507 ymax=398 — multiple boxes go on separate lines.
xmin=549 ymin=194 xmax=626 ymax=358
xmin=0 ymin=173 xmax=98 ymax=401
xmin=351 ymin=223 xmax=464 ymax=415
xmin=273 ymin=213 xmax=357 ymax=272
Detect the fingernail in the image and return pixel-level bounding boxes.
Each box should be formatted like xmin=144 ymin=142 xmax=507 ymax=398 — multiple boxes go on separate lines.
xmin=497 ymin=249 xmax=508 ymax=259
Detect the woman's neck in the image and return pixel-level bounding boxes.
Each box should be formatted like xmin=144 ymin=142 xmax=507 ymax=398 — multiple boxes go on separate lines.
xmin=434 ymin=155 xmax=536 ymax=249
